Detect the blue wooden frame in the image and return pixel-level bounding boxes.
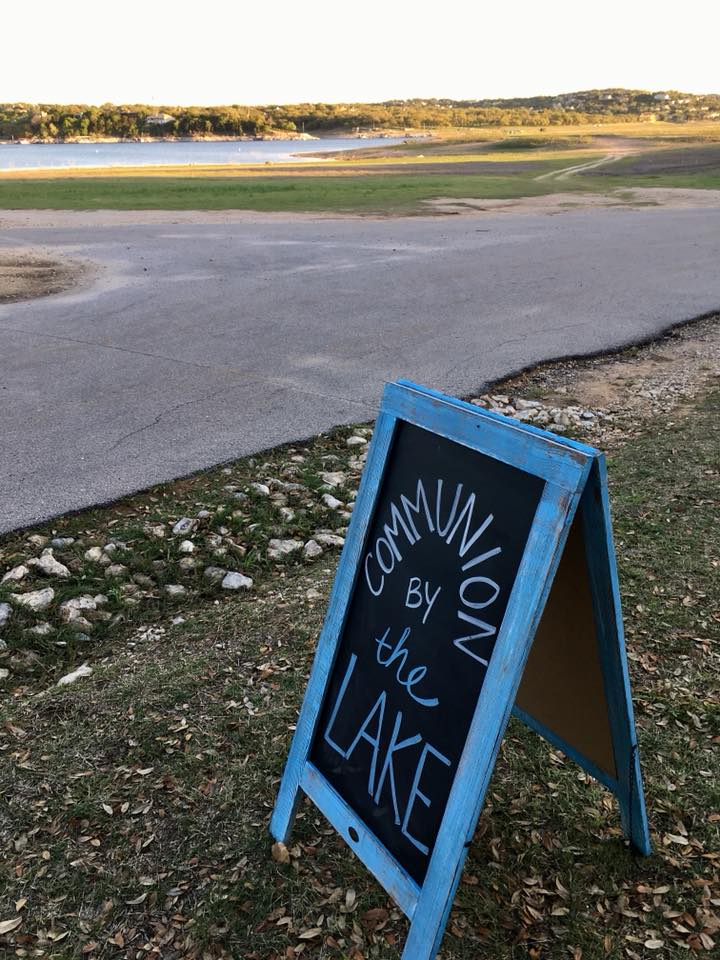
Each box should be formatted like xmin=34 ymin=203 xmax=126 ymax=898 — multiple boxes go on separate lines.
xmin=271 ymin=380 xmax=650 ymax=960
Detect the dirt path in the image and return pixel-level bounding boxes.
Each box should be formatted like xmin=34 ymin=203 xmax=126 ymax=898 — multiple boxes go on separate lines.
xmin=534 ymin=151 xmax=633 ymax=182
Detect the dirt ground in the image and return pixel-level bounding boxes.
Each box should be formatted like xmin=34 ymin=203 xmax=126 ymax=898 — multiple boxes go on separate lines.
xmin=423 ymin=186 xmax=720 ymax=215
xmin=484 ymin=311 xmax=720 ymax=450
xmin=0 ymin=251 xmax=84 ymax=303
xmin=590 ymin=142 xmax=720 ymax=176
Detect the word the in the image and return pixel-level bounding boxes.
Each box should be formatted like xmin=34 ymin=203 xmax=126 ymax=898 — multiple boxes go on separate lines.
xmin=375 ymin=626 xmax=439 ymax=708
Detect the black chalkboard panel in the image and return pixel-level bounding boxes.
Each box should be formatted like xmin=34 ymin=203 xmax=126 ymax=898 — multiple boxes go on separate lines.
xmin=310 ymin=421 xmax=544 ymax=885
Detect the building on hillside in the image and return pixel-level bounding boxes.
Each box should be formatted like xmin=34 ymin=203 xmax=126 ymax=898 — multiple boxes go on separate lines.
xmin=145 ymin=113 xmax=175 ymax=125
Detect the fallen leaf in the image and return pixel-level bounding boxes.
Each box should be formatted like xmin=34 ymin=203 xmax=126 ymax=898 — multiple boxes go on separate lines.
xmin=0 ymin=917 xmax=22 ymax=934
xmin=125 ymin=893 xmax=148 ymax=905
xmin=271 ymin=841 xmax=290 ymax=864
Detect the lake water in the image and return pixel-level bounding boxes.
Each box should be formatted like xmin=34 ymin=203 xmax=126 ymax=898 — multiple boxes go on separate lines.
xmin=0 ymin=137 xmax=400 ymax=171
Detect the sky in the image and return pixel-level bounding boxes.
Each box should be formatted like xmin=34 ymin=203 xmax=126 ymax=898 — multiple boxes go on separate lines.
xmin=2 ymin=0 xmax=719 ymax=105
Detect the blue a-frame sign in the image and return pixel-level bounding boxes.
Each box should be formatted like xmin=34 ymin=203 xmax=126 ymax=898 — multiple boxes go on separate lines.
xmin=271 ymin=380 xmax=650 ymax=960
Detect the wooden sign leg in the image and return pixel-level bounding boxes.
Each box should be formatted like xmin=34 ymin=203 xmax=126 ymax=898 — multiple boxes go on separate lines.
xmin=581 ymin=458 xmax=651 ymax=855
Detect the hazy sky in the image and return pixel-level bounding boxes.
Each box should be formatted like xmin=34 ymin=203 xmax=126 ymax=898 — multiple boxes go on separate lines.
xmin=3 ymin=0 xmax=719 ymax=105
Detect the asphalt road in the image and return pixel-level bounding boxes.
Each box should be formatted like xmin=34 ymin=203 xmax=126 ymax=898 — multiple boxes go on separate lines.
xmin=1 ymin=206 xmax=719 ymax=533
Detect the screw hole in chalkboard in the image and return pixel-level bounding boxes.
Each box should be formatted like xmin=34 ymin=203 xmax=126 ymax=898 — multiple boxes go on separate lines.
xmin=348 ymin=826 xmax=360 ymax=843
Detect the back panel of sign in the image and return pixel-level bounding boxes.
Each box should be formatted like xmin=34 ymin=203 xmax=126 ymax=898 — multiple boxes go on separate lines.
xmin=310 ymin=421 xmax=545 ymax=885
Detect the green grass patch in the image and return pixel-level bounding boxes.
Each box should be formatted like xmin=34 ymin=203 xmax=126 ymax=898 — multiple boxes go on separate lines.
xmin=0 ymin=167 xmax=576 ymax=214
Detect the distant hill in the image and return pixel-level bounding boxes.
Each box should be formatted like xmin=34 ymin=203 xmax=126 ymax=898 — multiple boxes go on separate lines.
xmin=2 ymin=89 xmax=719 ymax=141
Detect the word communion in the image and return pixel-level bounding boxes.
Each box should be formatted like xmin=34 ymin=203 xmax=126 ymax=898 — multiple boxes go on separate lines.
xmin=364 ymin=478 xmax=503 ymax=662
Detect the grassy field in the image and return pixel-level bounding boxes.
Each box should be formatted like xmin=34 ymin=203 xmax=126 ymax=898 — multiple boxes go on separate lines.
xmin=0 ymin=168 xmax=577 ymax=213
xmin=1 ymin=361 xmax=718 ymax=958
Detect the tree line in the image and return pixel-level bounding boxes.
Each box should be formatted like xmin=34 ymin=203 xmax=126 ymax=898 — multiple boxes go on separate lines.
xmin=1 ymin=89 xmax=718 ymax=141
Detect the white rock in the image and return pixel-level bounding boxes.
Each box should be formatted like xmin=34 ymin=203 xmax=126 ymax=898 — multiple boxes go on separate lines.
xmin=204 ymin=566 xmax=227 ymax=582
xmin=197 ymin=509 xmax=212 ymax=519
xmin=60 ymin=595 xmax=97 ymax=622
xmin=165 ymin=584 xmax=187 ymax=597
xmin=84 ymin=546 xmax=105 ymax=562
xmin=172 ymin=517 xmax=197 ymax=536
xmin=267 ymin=538 xmax=304 ymax=560
xmin=279 ymin=506 xmax=295 ymax=522
xmin=11 ymin=587 xmax=55 ymax=612
xmin=27 ymin=534 xmax=49 ymax=549
xmin=314 ymin=533 xmax=345 ymax=548
xmin=0 ymin=638 xmax=7 ymax=651
xmin=26 ymin=622 xmax=54 ymax=637
xmin=321 ymin=471 xmax=346 ymax=488
xmin=2 ymin=564 xmax=29 ymax=583
xmin=29 ymin=550 xmax=71 ymax=579
xmin=346 ymin=435 xmax=368 ymax=447
xmin=322 ymin=493 xmax=343 ymax=510
xmin=57 ymin=663 xmax=93 ymax=687
xmin=147 ymin=524 xmax=167 ymax=539
xmin=94 ymin=594 xmax=109 ymax=606
xmin=306 ymin=588 xmax=322 ymax=601
xmin=51 ymin=537 xmax=75 ymax=548
xmin=0 ymin=668 xmax=9 ymax=680
xmin=221 ymin=571 xmax=253 ymax=591
xmin=179 ymin=557 xmax=197 ymax=572
xmin=179 ymin=540 xmax=195 ymax=554
xmin=514 ymin=398 xmax=542 ymax=410
xmin=249 ymin=482 xmax=270 ymax=497
xmin=303 ymin=539 xmax=323 ymax=559
xmin=105 ymin=564 xmax=128 ymax=579
xmin=0 ymin=602 xmax=12 ymax=628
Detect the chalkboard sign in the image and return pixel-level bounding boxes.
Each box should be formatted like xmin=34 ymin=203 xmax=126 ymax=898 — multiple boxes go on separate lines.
xmin=311 ymin=421 xmax=544 ymax=884
xmin=272 ymin=381 xmax=650 ymax=960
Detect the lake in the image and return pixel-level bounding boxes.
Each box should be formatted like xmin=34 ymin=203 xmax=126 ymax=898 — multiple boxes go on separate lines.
xmin=0 ymin=137 xmax=401 ymax=171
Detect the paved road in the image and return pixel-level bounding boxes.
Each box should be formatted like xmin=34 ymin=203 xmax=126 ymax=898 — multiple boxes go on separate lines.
xmin=1 ymin=206 xmax=719 ymax=533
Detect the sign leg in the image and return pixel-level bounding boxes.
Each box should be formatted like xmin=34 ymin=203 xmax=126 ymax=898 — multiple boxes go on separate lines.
xmin=581 ymin=459 xmax=651 ymax=855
